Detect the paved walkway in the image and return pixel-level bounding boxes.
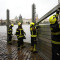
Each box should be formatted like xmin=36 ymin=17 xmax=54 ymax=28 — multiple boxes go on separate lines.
xmin=0 ymin=40 xmax=43 ymax=60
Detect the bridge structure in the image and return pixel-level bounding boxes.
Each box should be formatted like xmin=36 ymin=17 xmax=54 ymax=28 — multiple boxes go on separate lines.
xmin=0 ymin=3 xmax=60 ymax=60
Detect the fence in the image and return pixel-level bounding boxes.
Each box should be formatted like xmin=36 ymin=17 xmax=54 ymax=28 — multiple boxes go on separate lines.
xmin=37 ymin=24 xmax=52 ymax=60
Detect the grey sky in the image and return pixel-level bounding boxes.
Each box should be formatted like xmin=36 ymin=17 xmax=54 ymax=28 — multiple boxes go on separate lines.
xmin=0 ymin=0 xmax=58 ymax=20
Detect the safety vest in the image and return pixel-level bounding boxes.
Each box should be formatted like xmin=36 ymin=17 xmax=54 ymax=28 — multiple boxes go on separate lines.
xmin=30 ymin=27 xmax=37 ymax=37
xmin=16 ymin=28 xmax=24 ymax=38
xmin=8 ymin=26 xmax=12 ymax=35
xmin=50 ymin=23 xmax=60 ymax=44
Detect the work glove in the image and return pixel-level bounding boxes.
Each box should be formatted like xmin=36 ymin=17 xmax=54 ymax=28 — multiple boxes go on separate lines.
xmin=56 ymin=10 xmax=59 ymax=14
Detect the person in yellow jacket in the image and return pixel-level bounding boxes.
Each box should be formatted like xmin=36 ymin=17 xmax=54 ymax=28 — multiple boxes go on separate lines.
xmin=49 ymin=10 xmax=60 ymax=60
xmin=15 ymin=22 xmax=26 ymax=50
xmin=8 ymin=24 xmax=14 ymax=45
xmin=30 ymin=22 xmax=37 ymax=53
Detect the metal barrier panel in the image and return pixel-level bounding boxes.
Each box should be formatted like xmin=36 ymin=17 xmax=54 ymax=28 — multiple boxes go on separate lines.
xmin=37 ymin=24 xmax=52 ymax=60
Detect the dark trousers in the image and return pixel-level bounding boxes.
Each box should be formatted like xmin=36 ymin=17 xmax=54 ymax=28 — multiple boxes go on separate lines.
xmin=8 ymin=35 xmax=12 ymax=43
xmin=52 ymin=44 xmax=60 ymax=60
xmin=17 ymin=38 xmax=23 ymax=48
xmin=31 ymin=37 xmax=37 ymax=47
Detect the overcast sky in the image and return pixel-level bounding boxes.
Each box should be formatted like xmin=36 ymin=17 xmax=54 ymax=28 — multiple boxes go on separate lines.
xmin=0 ymin=0 xmax=58 ymax=20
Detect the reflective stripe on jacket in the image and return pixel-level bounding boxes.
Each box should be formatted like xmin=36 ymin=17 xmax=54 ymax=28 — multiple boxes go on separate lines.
xmin=50 ymin=23 xmax=60 ymax=44
xmin=16 ymin=28 xmax=24 ymax=38
xmin=8 ymin=26 xmax=12 ymax=35
xmin=51 ymin=40 xmax=60 ymax=44
xmin=30 ymin=27 xmax=37 ymax=37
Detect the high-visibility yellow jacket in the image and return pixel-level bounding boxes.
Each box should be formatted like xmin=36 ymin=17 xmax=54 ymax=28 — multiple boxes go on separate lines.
xmin=8 ymin=26 xmax=12 ymax=35
xmin=50 ymin=22 xmax=60 ymax=44
xmin=16 ymin=28 xmax=25 ymax=38
xmin=30 ymin=26 xmax=37 ymax=37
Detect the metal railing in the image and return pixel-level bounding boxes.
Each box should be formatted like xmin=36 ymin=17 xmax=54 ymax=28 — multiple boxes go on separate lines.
xmin=36 ymin=3 xmax=60 ymax=25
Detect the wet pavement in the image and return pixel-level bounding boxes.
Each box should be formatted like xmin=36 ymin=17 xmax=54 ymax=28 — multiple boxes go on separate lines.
xmin=0 ymin=40 xmax=43 ymax=60
xmin=0 ymin=25 xmax=43 ymax=60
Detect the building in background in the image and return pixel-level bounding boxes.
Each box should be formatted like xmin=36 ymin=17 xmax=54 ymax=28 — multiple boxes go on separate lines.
xmin=10 ymin=16 xmax=18 ymax=24
xmin=0 ymin=19 xmax=6 ymax=25
xmin=0 ymin=18 xmax=32 ymax=25
xmin=19 ymin=14 xmax=23 ymax=23
xmin=23 ymin=18 xmax=32 ymax=24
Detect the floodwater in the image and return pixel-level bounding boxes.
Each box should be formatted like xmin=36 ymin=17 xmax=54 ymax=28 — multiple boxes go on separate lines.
xmin=0 ymin=25 xmax=31 ymax=43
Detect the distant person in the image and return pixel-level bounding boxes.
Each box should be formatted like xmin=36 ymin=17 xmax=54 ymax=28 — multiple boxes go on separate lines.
xmin=8 ymin=24 xmax=14 ymax=45
xmin=15 ymin=22 xmax=26 ymax=50
xmin=49 ymin=10 xmax=60 ymax=60
xmin=30 ymin=22 xmax=37 ymax=53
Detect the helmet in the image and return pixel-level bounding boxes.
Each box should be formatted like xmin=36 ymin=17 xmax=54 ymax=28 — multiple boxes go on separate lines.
xmin=11 ymin=24 xmax=14 ymax=27
xmin=49 ymin=15 xmax=57 ymax=24
xmin=30 ymin=22 xmax=35 ymax=27
xmin=18 ymin=22 xmax=21 ymax=26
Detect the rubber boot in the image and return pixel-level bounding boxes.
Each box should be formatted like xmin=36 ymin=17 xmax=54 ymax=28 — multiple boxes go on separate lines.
xmin=7 ymin=41 xmax=12 ymax=45
xmin=30 ymin=46 xmax=33 ymax=52
xmin=17 ymin=47 xmax=20 ymax=51
xmin=33 ymin=44 xmax=37 ymax=53
xmin=21 ymin=45 xmax=25 ymax=49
